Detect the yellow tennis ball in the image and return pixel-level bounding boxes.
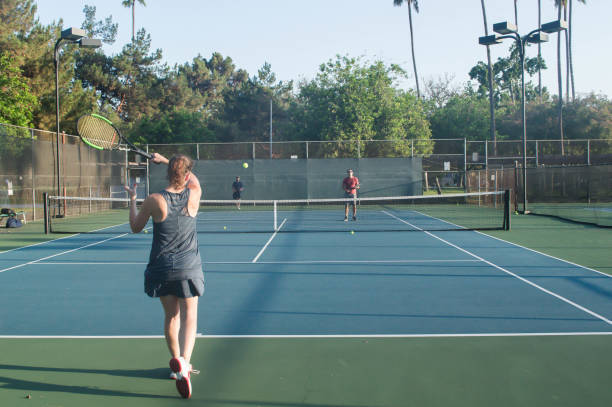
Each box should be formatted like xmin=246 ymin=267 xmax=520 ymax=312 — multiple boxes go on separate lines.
xmin=143 ymin=230 xmax=149 ymax=234
xmin=350 ymin=230 xmax=355 ymax=235
xmin=242 ymin=162 xmax=249 ymax=168
xmin=223 ymin=226 xmax=227 ymax=230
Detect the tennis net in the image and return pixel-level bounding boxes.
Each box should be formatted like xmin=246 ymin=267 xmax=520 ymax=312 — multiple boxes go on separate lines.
xmin=44 ymin=191 xmax=510 ymax=234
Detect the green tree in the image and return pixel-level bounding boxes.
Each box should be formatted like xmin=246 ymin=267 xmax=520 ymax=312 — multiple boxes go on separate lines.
xmin=469 ymin=43 xmax=546 ymax=108
xmin=393 ymin=0 xmax=421 ymax=99
xmin=211 ymin=62 xmax=293 ymax=147
xmin=81 ymin=5 xmax=118 ymax=44
xmin=429 ymin=91 xmax=493 ymax=141
xmin=76 ymin=28 xmax=164 ymax=122
xmin=296 ymin=55 xmax=431 ymax=157
xmin=132 ymin=109 xmax=214 ymax=145
xmin=0 ymin=52 xmax=37 ymax=126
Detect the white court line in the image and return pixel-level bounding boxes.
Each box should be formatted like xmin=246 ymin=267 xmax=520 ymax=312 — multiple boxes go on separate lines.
xmin=1 ymin=332 xmax=611 ymax=339
xmin=0 ymin=233 xmax=129 ymax=274
xmin=406 ymin=207 xmax=610 ymax=278
xmin=251 ymin=218 xmax=287 ymax=263
xmin=382 ymin=210 xmax=612 ymax=326
xmin=406 ymin=207 xmax=611 ymax=279
xmin=0 ymin=233 xmax=80 ymax=255
xmin=31 ymin=259 xmax=481 ymax=265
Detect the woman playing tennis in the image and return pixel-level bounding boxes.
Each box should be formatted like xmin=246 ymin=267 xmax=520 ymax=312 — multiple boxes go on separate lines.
xmin=125 ymin=153 xmax=203 ymax=399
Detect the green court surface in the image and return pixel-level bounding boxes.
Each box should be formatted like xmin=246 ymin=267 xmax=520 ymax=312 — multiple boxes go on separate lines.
xmin=2 ymin=336 xmax=612 ymax=407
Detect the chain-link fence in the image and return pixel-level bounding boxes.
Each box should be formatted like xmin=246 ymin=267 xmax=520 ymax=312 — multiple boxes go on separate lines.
xmin=465 ymin=164 xmax=612 ymax=227
xmin=0 ymin=123 xmax=127 ymax=222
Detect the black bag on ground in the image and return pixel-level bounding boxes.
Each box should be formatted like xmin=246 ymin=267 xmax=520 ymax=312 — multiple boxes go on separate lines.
xmin=6 ymin=216 xmax=23 ymax=228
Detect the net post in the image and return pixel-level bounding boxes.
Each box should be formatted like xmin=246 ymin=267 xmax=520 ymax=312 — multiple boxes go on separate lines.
xmin=273 ymin=200 xmax=278 ymax=231
xmin=503 ymin=189 xmax=511 ymax=230
xmin=43 ymin=192 xmax=49 ymax=234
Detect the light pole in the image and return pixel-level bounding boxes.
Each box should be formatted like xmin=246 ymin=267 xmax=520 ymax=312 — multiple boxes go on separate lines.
xmin=479 ymin=19 xmax=567 ymax=213
xmin=54 ymin=28 xmax=102 ymax=216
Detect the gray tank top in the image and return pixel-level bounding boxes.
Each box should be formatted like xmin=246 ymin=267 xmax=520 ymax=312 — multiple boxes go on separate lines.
xmin=145 ymin=188 xmax=203 ymax=281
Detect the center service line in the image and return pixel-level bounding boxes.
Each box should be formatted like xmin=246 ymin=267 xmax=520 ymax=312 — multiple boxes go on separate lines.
xmin=252 ymin=218 xmax=287 ymax=263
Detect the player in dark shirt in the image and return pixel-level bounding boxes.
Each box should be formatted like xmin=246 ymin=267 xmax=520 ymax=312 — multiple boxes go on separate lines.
xmin=232 ymin=176 xmax=244 ymax=209
xmin=342 ymin=169 xmax=360 ymax=221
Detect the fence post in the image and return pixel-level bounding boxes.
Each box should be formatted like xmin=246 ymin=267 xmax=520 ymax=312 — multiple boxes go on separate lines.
xmin=587 ymin=139 xmax=590 ymax=165
xmin=145 ymin=145 xmax=150 ymax=197
xmin=504 ymin=189 xmax=511 ymax=230
xmin=535 ymin=140 xmax=539 ymax=166
xmin=252 ymin=143 xmax=256 ymax=160
xmin=485 ymin=140 xmax=488 ymax=170
xmin=31 ymin=129 xmax=36 ymax=221
xmin=306 ymin=142 xmax=309 ymax=159
xmin=463 ymin=138 xmax=467 ymax=183
xmin=43 ymin=192 xmax=49 ymax=234
xmin=196 ymin=143 xmax=200 ymax=160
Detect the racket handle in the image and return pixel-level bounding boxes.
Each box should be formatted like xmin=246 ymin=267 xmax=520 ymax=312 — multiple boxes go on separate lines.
xmin=135 ymin=149 xmax=153 ymax=160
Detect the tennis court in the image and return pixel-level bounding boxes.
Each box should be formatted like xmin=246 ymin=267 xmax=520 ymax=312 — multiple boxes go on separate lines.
xmin=1 ymin=201 xmax=612 ymax=406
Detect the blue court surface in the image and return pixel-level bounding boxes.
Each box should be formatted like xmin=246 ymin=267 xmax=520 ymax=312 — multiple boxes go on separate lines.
xmin=1 ymin=210 xmax=612 ymax=338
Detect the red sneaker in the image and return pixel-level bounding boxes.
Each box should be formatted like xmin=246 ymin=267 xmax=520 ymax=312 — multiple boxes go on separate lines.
xmin=169 ymin=357 xmax=192 ymax=399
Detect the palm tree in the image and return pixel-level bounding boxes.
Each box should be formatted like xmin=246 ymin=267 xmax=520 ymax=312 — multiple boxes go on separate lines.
xmin=564 ymin=4 xmax=570 ymax=102
xmin=480 ymin=0 xmax=496 ymax=147
xmin=554 ymin=0 xmax=565 ymax=155
xmin=393 ymin=0 xmax=421 ymax=99
xmin=121 ymin=0 xmax=146 ymax=42
xmin=537 ymin=0 xmax=542 ymax=101
xmin=568 ymin=0 xmax=587 ymax=101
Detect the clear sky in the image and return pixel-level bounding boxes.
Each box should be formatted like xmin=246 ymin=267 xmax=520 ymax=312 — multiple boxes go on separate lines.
xmin=36 ymin=0 xmax=611 ymax=97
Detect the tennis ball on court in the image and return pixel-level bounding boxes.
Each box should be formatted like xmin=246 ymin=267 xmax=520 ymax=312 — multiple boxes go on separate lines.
xmin=243 ymin=162 xmax=249 ymax=168
xmin=350 ymin=230 xmax=355 ymax=235
xmin=223 ymin=226 xmax=227 ymax=230
xmin=143 ymin=230 xmax=149 ymax=234
xmin=514 ymin=211 xmax=519 ymax=215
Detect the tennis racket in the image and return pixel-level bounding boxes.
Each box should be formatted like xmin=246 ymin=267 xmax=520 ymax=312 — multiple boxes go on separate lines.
xmin=76 ymin=114 xmax=152 ymax=159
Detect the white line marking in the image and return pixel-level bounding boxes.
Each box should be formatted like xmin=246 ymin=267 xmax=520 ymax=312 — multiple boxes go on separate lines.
xmin=0 ymin=233 xmax=129 ymax=273
xmin=1 ymin=332 xmax=611 ymax=339
xmin=251 ymin=218 xmax=286 ymax=263
xmin=0 ymin=233 xmax=83 ymax=255
xmin=31 ymin=259 xmax=481 ymax=266
xmin=382 ymin=210 xmax=612 ymax=326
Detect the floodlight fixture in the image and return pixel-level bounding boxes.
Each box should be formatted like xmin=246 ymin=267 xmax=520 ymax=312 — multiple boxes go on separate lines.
xmin=79 ymin=38 xmax=102 ymax=49
xmin=525 ymin=32 xmax=549 ymax=44
xmin=541 ymin=20 xmax=568 ymax=34
xmin=60 ymin=27 xmax=86 ymax=41
xmin=479 ymin=34 xmax=502 ymax=46
xmin=493 ymin=21 xmax=518 ymax=35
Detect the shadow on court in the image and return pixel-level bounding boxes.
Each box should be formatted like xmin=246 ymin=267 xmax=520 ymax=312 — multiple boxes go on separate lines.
xmin=0 ymin=375 xmax=175 ymax=400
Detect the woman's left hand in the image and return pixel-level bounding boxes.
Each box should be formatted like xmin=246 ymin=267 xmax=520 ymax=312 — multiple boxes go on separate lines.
xmin=124 ymin=183 xmax=138 ymax=201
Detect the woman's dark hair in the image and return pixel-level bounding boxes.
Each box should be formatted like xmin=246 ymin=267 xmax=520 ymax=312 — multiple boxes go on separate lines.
xmin=167 ymin=155 xmax=194 ymax=188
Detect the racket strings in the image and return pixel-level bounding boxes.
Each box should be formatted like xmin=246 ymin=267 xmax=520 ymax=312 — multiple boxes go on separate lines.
xmin=77 ymin=116 xmax=120 ymax=149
